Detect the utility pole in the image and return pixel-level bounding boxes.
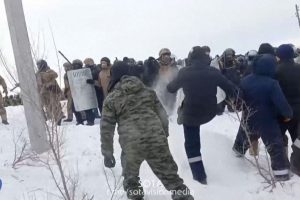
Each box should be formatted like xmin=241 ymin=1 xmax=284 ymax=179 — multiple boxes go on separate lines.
xmin=4 ymin=0 xmax=49 ymax=153
xmin=296 ymin=4 xmax=300 ymax=29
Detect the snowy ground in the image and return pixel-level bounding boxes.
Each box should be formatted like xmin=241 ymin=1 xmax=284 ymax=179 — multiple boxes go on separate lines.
xmin=1 ymin=105 xmax=300 ymax=200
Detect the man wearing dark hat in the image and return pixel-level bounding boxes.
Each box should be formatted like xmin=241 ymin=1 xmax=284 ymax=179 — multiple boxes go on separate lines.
xmin=276 ymin=44 xmax=300 ymax=176
xmin=101 ymin=61 xmax=194 ymax=200
xmin=167 ymin=46 xmax=236 ymax=184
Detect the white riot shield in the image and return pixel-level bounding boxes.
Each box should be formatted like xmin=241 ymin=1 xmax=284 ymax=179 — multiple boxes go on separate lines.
xmin=67 ymin=68 xmax=98 ymax=111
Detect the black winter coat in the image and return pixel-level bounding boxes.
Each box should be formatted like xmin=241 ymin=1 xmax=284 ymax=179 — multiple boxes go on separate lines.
xmin=167 ymin=59 xmax=236 ymax=126
xmin=276 ymin=60 xmax=300 ymax=118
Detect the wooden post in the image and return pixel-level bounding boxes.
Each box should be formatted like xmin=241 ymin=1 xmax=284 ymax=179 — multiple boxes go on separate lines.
xmin=4 ymin=0 xmax=49 ymax=153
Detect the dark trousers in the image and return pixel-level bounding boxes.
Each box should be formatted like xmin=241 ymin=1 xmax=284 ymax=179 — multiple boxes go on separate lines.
xmin=279 ymin=118 xmax=299 ymax=146
xmin=291 ymin=137 xmax=300 ymax=175
xmin=95 ymin=87 xmax=104 ymax=114
xmin=233 ymin=122 xmax=290 ymax=174
xmin=183 ymin=125 xmax=206 ymax=181
xmin=233 ymin=125 xmax=259 ymax=155
xmin=72 ymin=102 xmax=95 ymax=124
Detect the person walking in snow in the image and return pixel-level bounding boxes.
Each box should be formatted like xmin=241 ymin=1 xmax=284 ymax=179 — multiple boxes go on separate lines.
xmin=36 ymin=59 xmax=64 ymax=126
xmin=275 ymin=44 xmax=300 ymax=176
xmin=0 ymin=75 xmax=9 ymax=125
xmin=100 ymin=61 xmax=194 ymax=200
xmin=233 ymin=43 xmax=276 ymax=156
xmin=236 ymin=54 xmax=292 ymax=181
xmin=167 ymin=46 xmax=236 ymax=184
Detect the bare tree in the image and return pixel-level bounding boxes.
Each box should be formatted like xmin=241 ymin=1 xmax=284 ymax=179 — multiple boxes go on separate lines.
xmin=103 ymin=167 xmax=124 ymax=200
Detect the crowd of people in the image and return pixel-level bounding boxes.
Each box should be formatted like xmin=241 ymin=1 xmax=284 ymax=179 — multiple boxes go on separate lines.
xmin=1 ymin=43 xmax=300 ymax=200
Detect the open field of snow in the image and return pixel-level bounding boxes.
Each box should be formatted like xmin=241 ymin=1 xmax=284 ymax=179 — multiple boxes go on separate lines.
xmin=0 ymin=105 xmax=300 ymax=200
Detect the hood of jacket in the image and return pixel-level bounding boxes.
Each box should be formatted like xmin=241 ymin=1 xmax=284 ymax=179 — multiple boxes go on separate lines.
xmin=114 ymin=75 xmax=144 ymax=94
xmin=253 ymin=54 xmax=277 ymax=77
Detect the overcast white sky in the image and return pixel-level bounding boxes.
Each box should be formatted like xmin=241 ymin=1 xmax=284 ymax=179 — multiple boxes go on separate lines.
xmin=1 ymin=0 xmax=300 ymax=87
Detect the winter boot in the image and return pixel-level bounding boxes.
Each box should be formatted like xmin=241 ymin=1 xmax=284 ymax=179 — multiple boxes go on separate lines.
xmin=63 ymin=118 xmax=73 ymax=122
xmin=290 ymin=139 xmax=300 ymax=176
xmin=232 ymin=146 xmax=245 ymax=157
xmin=76 ymin=121 xmax=84 ymax=125
xmin=171 ymin=185 xmax=194 ymax=200
xmin=2 ymin=120 xmax=9 ymax=125
xmin=274 ymin=173 xmax=290 ymax=182
xmin=189 ymin=161 xmax=207 ymax=184
xmin=86 ymin=121 xmax=94 ymax=126
xmin=249 ymin=140 xmax=259 ymax=156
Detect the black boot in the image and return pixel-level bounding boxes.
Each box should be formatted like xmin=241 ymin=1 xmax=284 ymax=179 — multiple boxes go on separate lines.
xmin=2 ymin=120 xmax=9 ymax=125
xmin=86 ymin=121 xmax=94 ymax=126
xmin=190 ymin=161 xmax=207 ymax=185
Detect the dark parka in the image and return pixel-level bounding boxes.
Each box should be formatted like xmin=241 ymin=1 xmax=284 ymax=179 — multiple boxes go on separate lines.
xmin=276 ymin=60 xmax=300 ymax=119
xmin=167 ymin=54 xmax=236 ymax=126
xmin=239 ymin=54 xmax=292 ymax=174
xmin=240 ymin=55 xmax=293 ymax=131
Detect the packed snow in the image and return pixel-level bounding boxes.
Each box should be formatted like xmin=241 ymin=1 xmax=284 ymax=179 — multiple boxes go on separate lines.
xmin=0 ymin=104 xmax=300 ymax=200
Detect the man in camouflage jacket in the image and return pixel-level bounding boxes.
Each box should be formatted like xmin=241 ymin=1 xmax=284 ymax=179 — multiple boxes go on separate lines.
xmin=100 ymin=61 xmax=193 ymax=200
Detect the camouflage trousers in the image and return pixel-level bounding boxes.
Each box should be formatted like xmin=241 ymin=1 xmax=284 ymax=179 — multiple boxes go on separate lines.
xmin=122 ymin=137 xmax=187 ymax=199
xmin=41 ymin=92 xmax=63 ymax=123
xmin=0 ymin=93 xmax=7 ymax=121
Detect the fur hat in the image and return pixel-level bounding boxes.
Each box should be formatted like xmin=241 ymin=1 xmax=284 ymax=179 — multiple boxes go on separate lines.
xmin=83 ymin=58 xmax=95 ymax=66
xmin=100 ymin=57 xmax=111 ymax=66
xmin=159 ymin=48 xmax=171 ymax=57
xmin=72 ymin=59 xmax=83 ymax=69
xmin=63 ymin=62 xmax=72 ymax=70
xmin=36 ymin=59 xmax=48 ymax=71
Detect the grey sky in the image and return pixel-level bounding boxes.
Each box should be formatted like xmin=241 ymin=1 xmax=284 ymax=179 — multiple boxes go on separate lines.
xmin=0 ymin=0 xmax=300 ymax=85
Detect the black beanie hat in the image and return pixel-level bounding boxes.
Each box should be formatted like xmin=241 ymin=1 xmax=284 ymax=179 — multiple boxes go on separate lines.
xmin=108 ymin=61 xmax=131 ymax=92
xmin=188 ymin=46 xmax=211 ymax=65
xmin=258 ymin=43 xmax=275 ymax=55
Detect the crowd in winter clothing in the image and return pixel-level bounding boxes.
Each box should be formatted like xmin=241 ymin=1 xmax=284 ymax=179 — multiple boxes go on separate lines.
xmin=2 ymin=43 xmax=300 ymax=200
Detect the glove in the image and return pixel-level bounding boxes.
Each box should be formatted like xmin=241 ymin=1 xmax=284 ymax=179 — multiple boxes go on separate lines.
xmin=104 ymin=156 xmax=116 ymax=168
xmin=86 ymin=79 xmax=94 ymax=84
